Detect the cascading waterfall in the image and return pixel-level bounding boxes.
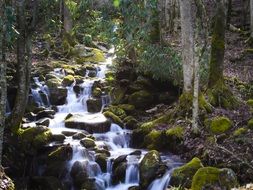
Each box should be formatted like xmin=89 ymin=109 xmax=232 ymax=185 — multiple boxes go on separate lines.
xmin=31 ymin=77 xmax=50 ymax=107
xmin=148 ymin=170 xmax=173 ymax=190
xmin=45 ymin=47 xmax=178 ymax=190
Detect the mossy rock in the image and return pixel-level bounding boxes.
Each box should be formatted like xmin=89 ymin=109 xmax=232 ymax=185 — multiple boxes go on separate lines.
xmin=248 ymin=119 xmax=253 ymax=129
xmin=45 ymin=73 xmax=59 ymax=80
xmin=110 ymin=87 xmax=127 ymax=105
xmin=75 ymin=47 xmax=106 ymax=63
xmin=18 ymin=126 xmax=52 ymax=153
xmin=48 ymin=145 xmax=73 ymax=162
xmin=62 ymin=75 xmax=75 ymax=86
xmin=46 ymin=78 xmax=62 ymax=88
xmin=128 ymin=90 xmax=154 ymax=109
xmin=210 ymin=116 xmax=232 ymax=134
xmin=247 ymin=99 xmax=253 ymax=107
xmin=207 ymin=82 xmax=239 ymax=109
xmin=92 ymin=87 xmax=102 ymax=98
xmin=144 ymin=130 xmax=163 ymax=150
xmin=177 ymin=92 xmax=212 ymax=117
xmin=86 ymin=98 xmax=102 ymax=113
xmin=170 ymin=157 xmax=203 ymax=188
xmin=191 ymin=167 xmax=238 ymax=190
xmin=166 ymin=126 xmax=184 ymax=139
xmin=233 ymin=127 xmax=248 ymax=137
xmin=107 ymin=106 xmax=127 ymax=120
xmin=118 ymin=104 xmax=135 ymax=113
xmin=123 ymin=116 xmax=138 ymax=130
xmin=139 ymin=150 xmax=165 ymax=189
xmin=80 ymin=138 xmax=96 ymax=149
xmin=95 ymin=153 xmax=107 ymax=172
xmin=103 ymin=111 xmax=123 ymax=127
xmin=144 ymin=126 xmax=184 ymax=152
xmin=64 ymin=68 xmax=75 ymax=76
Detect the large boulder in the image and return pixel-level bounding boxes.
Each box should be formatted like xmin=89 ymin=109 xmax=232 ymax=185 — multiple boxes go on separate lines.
xmin=170 ymin=157 xmax=203 ymax=188
xmin=139 ymin=150 xmax=166 ymax=189
xmin=49 ymin=87 xmax=67 ymax=105
xmin=128 ymin=90 xmax=154 ymax=109
xmin=70 ymin=161 xmax=89 ymax=188
xmin=65 ymin=114 xmax=111 ymax=133
xmin=19 ymin=126 xmax=53 ymax=152
xmin=112 ymin=155 xmax=128 ymax=184
xmin=44 ymin=145 xmax=73 ymax=178
xmin=73 ymin=45 xmax=106 ymax=63
xmin=191 ymin=167 xmax=238 ymax=190
xmin=87 ymin=98 xmax=102 ymax=113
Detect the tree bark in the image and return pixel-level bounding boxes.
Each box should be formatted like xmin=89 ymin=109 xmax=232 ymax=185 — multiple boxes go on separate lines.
xmin=9 ymin=0 xmax=27 ymax=128
xmin=250 ymin=0 xmax=253 ymax=38
xmin=179 ymin=0 xmax=195 ymax=92
xmin=0 ymin=0 xmax=7 ymax=165
xmin=208 ymin=0 xmax=226 ymax=88
xmin=63 ymin=0 xmax=73 ymax=33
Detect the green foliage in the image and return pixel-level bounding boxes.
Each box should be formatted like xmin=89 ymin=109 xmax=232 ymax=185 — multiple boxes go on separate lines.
xmin=138 ymin=44 xmax=182 ymax=85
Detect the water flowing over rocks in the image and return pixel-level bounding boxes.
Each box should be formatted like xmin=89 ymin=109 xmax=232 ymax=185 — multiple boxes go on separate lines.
xmin=15 ymin=47 xmax=182 ymax=190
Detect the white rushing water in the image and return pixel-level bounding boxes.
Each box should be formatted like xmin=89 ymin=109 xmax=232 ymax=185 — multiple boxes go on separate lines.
xmin=33 ymin=47 xmax=178 ymax=190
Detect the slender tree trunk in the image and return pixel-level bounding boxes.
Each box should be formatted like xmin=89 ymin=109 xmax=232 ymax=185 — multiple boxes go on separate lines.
xmin=9 ymin=0 xmax=27 ymax=128
xmin=208 ymin=0 xmax=226 ymax=88
xmin=226 ymin=0 xmax=232 ymax=27
xmin=0 ymin=0 xmax=7 ymax=165
xmin=250 ymin=0 xmax=253 ymax=38
xmin=179 ymin=0 xmax=195 ymax=92
xmin=63 ymin=0 xmax=73 ymax=33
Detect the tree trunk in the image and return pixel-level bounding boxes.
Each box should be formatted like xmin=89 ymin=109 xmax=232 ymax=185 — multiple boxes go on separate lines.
xmin=0 ymin=0 xmax=7 ymax=165
xmin=208 ymin=0 xmax=226 ymax=88
xmin=9 ymin=0 xmax=28 ymax=128
xmin=63 ymin=0 xmax=73 ymax=33
xmin=179 ymin=0 xmax=195 ymax=92
xmin=250 ymin=0 xmax=253 ymax=38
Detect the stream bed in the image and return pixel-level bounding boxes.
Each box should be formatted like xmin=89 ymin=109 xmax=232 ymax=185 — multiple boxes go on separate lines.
xmin=31 ymin=48 xmax=181 ymax=190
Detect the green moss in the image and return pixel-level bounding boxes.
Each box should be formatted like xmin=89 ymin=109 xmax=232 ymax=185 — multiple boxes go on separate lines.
xmin=50 ymin=60 xmax=68 ymax=68
xmin=247 ymin=99 xmax=253 ymax=107
xmin=166 ymin=126 xmax=184 ymax=139
xmin=248 ymin=119 xmax=253 ymax=129
xmin=46 ymin=78 xmax=62 ymax=88
xmin=177 ymin=93 xmax=212 ymax=117
xmin=103 ymin=111 xmax=123 ymax=127
xmin=210 ymin=116 xmax=232 ymax=134
xmin=107 ymin=106 xmax=127 ymax=120
xmin=48 ymin=146 xmax=72 ymax=162
xmin=123 ymin=116 xmax=138 ymax=129
xmin=170 ymin=157 xmax=203 ymax=188
xmin=76 ymin=48 xmax=106 ymax=63
xmin=207 ymin=81 xmax=239 ymax=109
xmin=62 ymin=75 xmax=75 ymax=86
xmin=233 ymin=127 xmax=247 ymax=137
xmin=140 ymin=113 xmax=171 ymax=132
xmin=19 ymin=126 xmax=52 ymax=151
xmin=118 ymin=104 xmax=135 ymax=113
xmin=191 ymin=167 xmax=238 ymax=190
xmin=145 ymin=130 xmax=162 ymax=150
